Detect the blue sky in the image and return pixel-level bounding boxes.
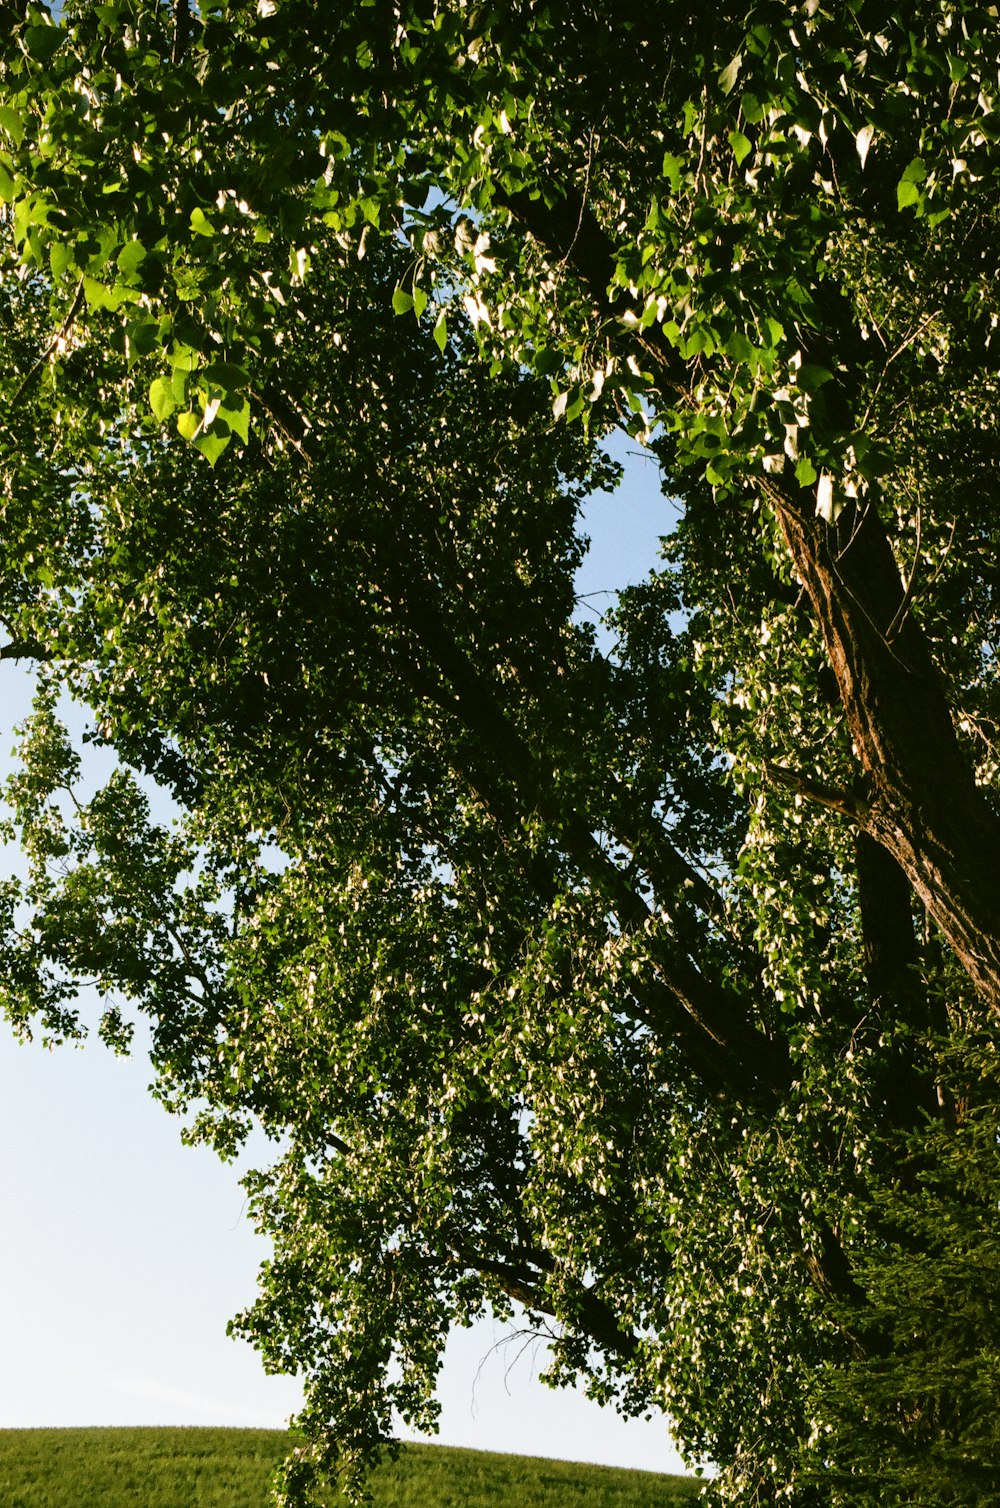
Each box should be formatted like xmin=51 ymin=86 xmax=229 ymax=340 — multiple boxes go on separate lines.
xmin=0 ymin=434 xmax=688 ymax=1473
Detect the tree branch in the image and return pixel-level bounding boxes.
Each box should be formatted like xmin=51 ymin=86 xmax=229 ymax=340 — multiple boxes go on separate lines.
xmin=763 ymin=760 xmax=867 ymax=822
xmin=0 ymin=637 xmax=51 ymax=661
xmin=6 ymin=278 xmax=85 ymax=414
xmin=494 ymin=186 xmax=691 ymax=399
xmin=170 ymin=0 xmax=190 ymax=66
xmin=764 ymin=473 xmax=1000 ymax=1015
xmin=455 ymin=1247 xmax=639 ymax=1363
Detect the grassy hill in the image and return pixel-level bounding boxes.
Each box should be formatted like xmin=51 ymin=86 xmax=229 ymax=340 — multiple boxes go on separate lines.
xmin=0 ymin=1428 xmax=699 ymax=1508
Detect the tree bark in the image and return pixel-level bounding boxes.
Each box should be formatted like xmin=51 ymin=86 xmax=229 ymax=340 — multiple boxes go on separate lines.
xmin=766 ymin=477 xmax=1000 ymax=1013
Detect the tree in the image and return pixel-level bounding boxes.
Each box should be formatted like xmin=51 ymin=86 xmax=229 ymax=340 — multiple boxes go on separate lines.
xmin=2 ymin=2 xmax=1000 ymax=1503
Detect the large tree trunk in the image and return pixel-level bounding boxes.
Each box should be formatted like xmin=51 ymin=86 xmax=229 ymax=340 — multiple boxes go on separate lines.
xmin=768 ymin=476 xmax=1000 ymax=1011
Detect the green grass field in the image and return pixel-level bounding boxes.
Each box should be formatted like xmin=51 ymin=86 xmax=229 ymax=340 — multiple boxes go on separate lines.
xmin=0 ymin=1428 xmax=699 ymax=1508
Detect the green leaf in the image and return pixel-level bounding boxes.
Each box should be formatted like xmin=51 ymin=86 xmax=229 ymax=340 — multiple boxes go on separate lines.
xmin=49 ymin=241 xmax=73 ymax=280
xmin=168 ymin=343 xmax=199 ymax=372
xmin=896 ymin=160 xmax=926 ymax=212
xmin=117 ymin=240 xmax=147 ymax=277
xmin=0 ymin=158 xmax=13 ymax=204
xmin=726 ymin=331 xmax=756 ymax=363
xmin=0 ymin=106 xmax=24 ymax=146
xmin=719 ymin=53 xmax=742 ymax=95
xmin=176 ymin=411 xmax=201 ymax=441
xmin=203 ymin=361 xmax=250 ymax=392
xmin=729 ymin=130 xmax=753 ymax=167
xmin=432 ymin=310 xmax=448 ymax=353
xmin=795 ymin=455 xmax=818 ymax=486
xmin=149 ymin=377 xmax=176 ymax=422
xmin=797 ymin=364 xmax=833 ymax=393
xmin=412 ymin=285 xmax=428 ymax=319
xmin=125 ymin=314 xmax=161 ymax=366
xmin=83 ymin=277 xmax=114 ymax=310
xmin=194 ymin=429 xmax=232 ymax=466
xmin=897 ymin=178 xmax=921 ymax=211
xmin=218 ymin=396 xmax=251 ymax=444
xmin=392 ymin=288 xmax=414 ymax=315
xmin=81 ymin=224 xmax=118 ymax=273
xmin=103 ymin=284 xmax=139 ymax=311
xmin=189 ymin=207 xmax=216 ymax=238
xmin=661 ymin=152 xmax=682 ymax=192
xmin=24 ymin=25 xmax=65 ymax=62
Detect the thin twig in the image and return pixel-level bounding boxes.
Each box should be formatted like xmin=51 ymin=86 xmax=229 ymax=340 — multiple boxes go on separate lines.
xmin=885 ymin=503 xmax=921 ymax=643
xmin=860 ymin=307 xmax=941 ymax=429
xmin=557 ymin=129 xmax=598 ymax=268
xmin=7 ymin=277 xmax=85 ymax=412
xmin=171 ymin=0 xmax=190 ymax=66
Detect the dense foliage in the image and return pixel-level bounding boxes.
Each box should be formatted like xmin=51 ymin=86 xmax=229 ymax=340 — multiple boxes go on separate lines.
xmin=3 ymin=2 xmax=1000 ymax=1504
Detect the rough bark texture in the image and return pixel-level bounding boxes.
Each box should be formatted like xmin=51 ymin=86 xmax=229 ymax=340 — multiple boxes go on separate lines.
xmin=855 ymin=831 xmax=943 ymax=1130
xmin=768 ymin=478 xmax=1000 ymax=1011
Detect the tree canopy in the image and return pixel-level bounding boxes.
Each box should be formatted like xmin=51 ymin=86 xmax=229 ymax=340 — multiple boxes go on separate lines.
xmin=3 ymin=3 xmax=1000 ymax=1504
